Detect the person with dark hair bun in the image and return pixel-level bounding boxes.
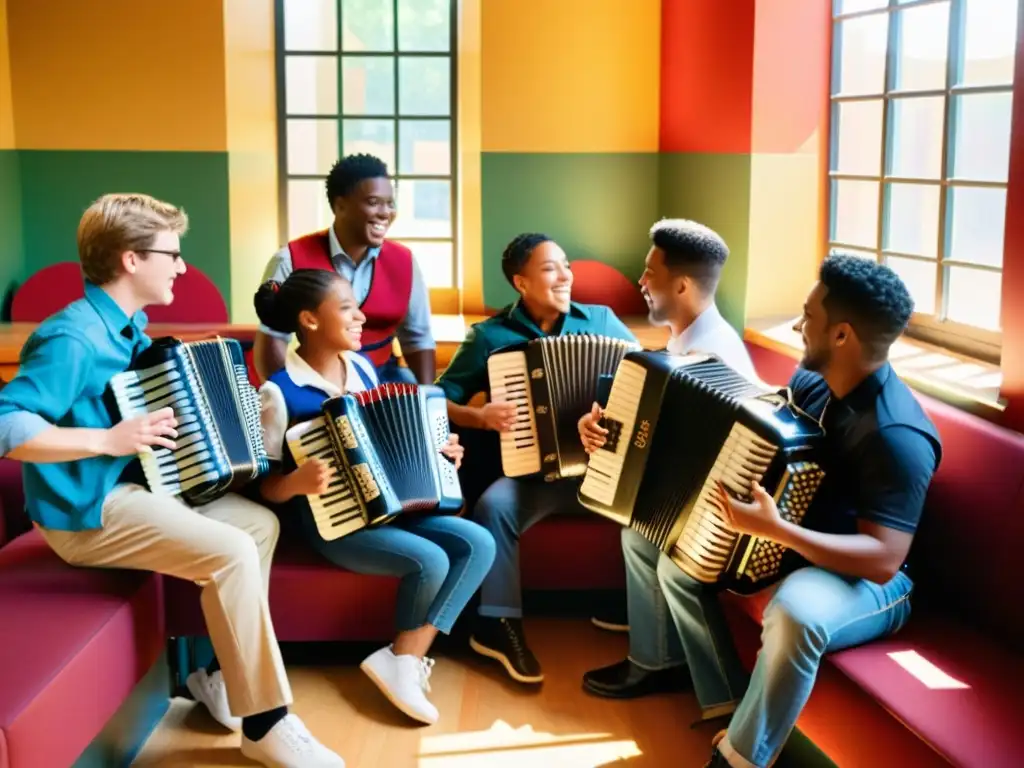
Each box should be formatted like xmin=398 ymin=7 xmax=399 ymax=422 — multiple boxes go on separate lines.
xmin=583 ymin=253 xmax=943 ymax=768
xmin=435 ymin=233 xmax=638 ymax=685
xmin=253 ymin=153 xmax=436 ymax=387
xmin=254 ymin=269 xmax=495 ymax=728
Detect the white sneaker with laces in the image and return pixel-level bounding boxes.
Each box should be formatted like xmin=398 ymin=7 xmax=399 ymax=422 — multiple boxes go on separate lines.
xmin=240 ymin=713 xmax=346 ymax=768
xmin=360 ymin=645 xmax=439 ymax=724
xmin=186 ymin=668 xmax=241 ymax=731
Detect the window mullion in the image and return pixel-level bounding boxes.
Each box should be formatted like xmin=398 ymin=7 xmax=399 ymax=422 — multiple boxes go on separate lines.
xmin=937 ymin=0 xmax=967 ymax=321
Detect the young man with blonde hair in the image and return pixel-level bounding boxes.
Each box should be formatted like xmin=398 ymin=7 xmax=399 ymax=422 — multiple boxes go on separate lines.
xmin=0 ymin=194 xmax=346 ymax=768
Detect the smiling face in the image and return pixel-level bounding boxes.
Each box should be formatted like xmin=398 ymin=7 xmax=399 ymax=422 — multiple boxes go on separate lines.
xmin=513 ymin=240 xmax=573 ymax=315
xmin=300 ymin=277 xmax=366 ymax=352
xmin=125 ymin=229 xmax=187 ymax=306
xmin=638 ymin=246 xmax=684 ymax=325
xmin=332 ymin=177 xmax=396 ymax=248
xmin=793 ymin=281 xmax=851 ymax=373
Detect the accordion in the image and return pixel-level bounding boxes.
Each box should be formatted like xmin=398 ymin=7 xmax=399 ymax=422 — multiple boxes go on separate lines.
xmin=108 ymin=336 xmax=271 ymax=506
xmin=578 ymin=350 xmax=825 ymax=594
xmin=487 ymin=334 xmax=640 ymax=481
xmin=285 ymin=383 xmax=463 ymax=541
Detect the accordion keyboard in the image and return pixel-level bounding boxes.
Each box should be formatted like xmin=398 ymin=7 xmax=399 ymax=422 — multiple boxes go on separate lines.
xmin=286 ymin=417 xmax=365 ymax=541
xmin=579 ymin=360 xmax=647 ymax=511
xmin=111 ymin=358 xmax=222 ymax=496
xmin=488 ymin=351 xmax=542 ymax=477
xmin=671 ymin=423 xmax=777 ymax=583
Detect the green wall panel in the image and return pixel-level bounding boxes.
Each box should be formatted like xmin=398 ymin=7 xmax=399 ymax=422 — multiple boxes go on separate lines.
xmin=481 ymin=152 xmax=659 ymax=309
xmin=0 ymin=149 xmax=24 ymax=313
xmin=659 ymin=152 xmax=752 ymax=332
xmin=17 ymin=150 xmax=231 ymax=314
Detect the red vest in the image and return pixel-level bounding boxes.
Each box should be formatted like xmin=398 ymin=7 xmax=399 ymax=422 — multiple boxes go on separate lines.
xmin=287 ymin=230 xmax=414 ymax=368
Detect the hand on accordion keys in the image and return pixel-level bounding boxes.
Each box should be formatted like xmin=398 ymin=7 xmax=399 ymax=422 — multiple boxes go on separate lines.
xmin=713 ymin=479 xmax=785 ymax=540
xmin=289 ymin=457 xmax=333 ymax=497
xmin=103 ymin=406 xmax=178 ymax=456
xmin=480 ymin=401 xmax=517 ymax=432
xmin=578 ymin=402 xmax=608 ymax=454
xmin=439 ymin=434 xmax=464 ymax=469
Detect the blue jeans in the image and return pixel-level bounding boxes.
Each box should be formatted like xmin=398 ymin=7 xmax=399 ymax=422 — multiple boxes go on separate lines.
xmin=622 ymin=528 xmax=914 ymax=768
xmin=310 ymin=515 xmax=496 ymax=634
xmin=472 ymin=477 xmax=584 ymax=618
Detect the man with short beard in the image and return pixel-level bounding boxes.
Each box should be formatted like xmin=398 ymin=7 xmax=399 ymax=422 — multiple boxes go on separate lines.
xmin=253 ymin=154 xmax=436 ymax=385
xmin=583 ymin=253 xmax=941 ymax=768
xmin=580 ymin=219 xmax=758 ymax=633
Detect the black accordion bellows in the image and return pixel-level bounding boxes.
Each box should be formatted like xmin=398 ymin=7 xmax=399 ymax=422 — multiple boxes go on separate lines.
xmin=579 ymin=350 xmax=826 ymax=594
xmin=285 ymin=383 xmax=463 ymax=542
xmin=108 ymin=336 xmax=271 ymax=506
xmin=486 ymin=333 xmax=641 ymax=480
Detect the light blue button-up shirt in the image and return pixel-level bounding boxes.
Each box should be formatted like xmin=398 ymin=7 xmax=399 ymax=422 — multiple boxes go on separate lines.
xmin=259 ymin=228 xmax=436 ymax=352
xmin=0 ymin=282 xmax=150 ymax=531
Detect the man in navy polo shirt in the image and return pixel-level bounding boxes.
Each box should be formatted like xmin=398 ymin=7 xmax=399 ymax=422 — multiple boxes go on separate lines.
xmin=583 ymin=253 xmax=942 ymax=768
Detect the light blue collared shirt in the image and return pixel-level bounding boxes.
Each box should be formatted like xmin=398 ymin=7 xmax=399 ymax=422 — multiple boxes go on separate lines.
xmin=259 ymin=228 xmax=436 ymax=353
xmin=0 ymin=282 xmax=151 ymax=531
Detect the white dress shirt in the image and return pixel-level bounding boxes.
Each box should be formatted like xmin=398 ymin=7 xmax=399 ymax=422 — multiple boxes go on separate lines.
xmin=666 ymin=304 xmax=760 ymax=383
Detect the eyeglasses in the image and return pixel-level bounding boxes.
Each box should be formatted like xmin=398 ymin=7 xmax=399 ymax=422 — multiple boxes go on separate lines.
xmin=139 ymin=249 xmax=183 ymax=263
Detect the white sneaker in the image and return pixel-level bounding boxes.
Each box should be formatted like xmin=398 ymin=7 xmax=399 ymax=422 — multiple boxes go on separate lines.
xmin=240 ymin=713 xmax=345 ymax=768
xmin=359 ymin=645 xmax=439 ymax=724
xmin=186 ymin=668 xmax=241 ymax=731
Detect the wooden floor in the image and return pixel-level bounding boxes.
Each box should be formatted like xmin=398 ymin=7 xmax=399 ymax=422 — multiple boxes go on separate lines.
xmin=132 ymin=618 xmax=723 ymax=768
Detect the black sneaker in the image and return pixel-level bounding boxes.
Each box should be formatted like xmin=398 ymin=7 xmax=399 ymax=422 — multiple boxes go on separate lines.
xmin=469 ymin=617 xmax=543 ymax=683
xmin=582 ymin=658 xmax=691 ymax=699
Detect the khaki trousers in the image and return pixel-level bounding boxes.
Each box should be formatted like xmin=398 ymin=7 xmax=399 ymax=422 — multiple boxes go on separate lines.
xmin=37 ymin=483 xmax=293 ymax=717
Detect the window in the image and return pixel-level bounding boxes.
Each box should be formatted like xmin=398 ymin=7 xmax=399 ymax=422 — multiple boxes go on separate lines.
xmin=828 ymin=0 xmax=1018 ymax=359
xmin=275 ymin=0 xmax=458 ymax=291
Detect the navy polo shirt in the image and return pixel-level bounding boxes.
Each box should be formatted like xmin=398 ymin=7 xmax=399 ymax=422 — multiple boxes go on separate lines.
xmin=788 ymin=363 xmax=942 ymax=537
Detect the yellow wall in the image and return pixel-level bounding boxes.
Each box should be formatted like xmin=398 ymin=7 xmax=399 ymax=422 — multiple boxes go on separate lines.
xmin=480 ymin=0 xmax=661 ymax=153
xmin=0 ymin=0 xmax=13 ymax=149
xmin=223 ymin=0 xmax=278 ymax=324
xmin=6 ymin=0 xmax=227 ymax=150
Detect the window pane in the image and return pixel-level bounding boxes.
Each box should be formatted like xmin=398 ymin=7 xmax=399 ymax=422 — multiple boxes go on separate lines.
xmin=951 ymin=92 xmax=1013 ymax=182
xmin=833 ymin=15 xmax=888 ymax=96
xmin=398 ymin=0 xmax=450 ymax=52
xmin=893 ymin=3 xmax=949 ymax=91
xmin=832 ymin=100 xmax=883 ymax=174
xmin=392 ymin=180 xmax=451 ymax=237
xmin=948 ymin=186 xmax=1007 ymax=269
xmin=401 ymin=241 xmax=453 ymax=287
xmin=884 ymin=183 xmax=939 ymax=257
xmin=831 ymin=179 xmax=879 ymax=248
xmin=342 ymin=119 xmax=395 ymax=171
xmin=341 ymin=0 xmax=393 ymax=51
xmin=888 ymin=96 xmax=944 ymax=179
xmin=836 ymin=0 xmax=886 ymax=12
xmin=287 ymin=119 xmax=338 ymax=176
xmin=886 ymin=256 xmax=936 ymax=315
xmin=947 ymin=266 xmax=1002 ymax=330
xmin=342 ymin=57 xmax=395 ymax=115
xmin=288 ymin=180 xmax=332 ymax=240
xmin=398 ymin=57 xmax=450 ymax=116
xmin=959 ymin=0 xmax=1018 ymax=86
xmin=284 ymin=0 xmax=336 ymax=52
xmin=285 ymin=56 xmax=338 ymax=115
xmin=399 ymin=120 xmax=450 ymax=175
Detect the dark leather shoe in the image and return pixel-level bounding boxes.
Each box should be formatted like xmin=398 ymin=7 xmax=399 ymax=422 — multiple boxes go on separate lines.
xmin=582 ymin=658 xmax=691 ymax=699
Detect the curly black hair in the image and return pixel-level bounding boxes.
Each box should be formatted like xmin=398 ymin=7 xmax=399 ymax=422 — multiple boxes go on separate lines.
xmin=500 ymin=232 xmax=553 ymax=286
xmin=819 ymin=253 xmax=914 ymax=360
xmin=325 ymin=153 xmax=390 ymax=206
xmin=649 ymin=219 xmax=728 ymax=293
xmin=254 ymin=269 xmax=343 ymax=336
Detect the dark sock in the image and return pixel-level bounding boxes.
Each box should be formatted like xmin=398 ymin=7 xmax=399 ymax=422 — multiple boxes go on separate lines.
xmin=206 ymin=655 xmax=220 ymax=675
xmin=242 ymin=707 xmax=288 ymax=742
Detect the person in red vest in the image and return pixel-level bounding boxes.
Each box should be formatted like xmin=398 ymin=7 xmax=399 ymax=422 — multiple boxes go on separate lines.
xmin=253 ymin=154 xmax=436 ymax=385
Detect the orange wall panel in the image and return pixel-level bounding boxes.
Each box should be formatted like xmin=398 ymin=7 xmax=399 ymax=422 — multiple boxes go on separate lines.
xmin=7 ymin=0 xmax=227 ymax=151
xmin=660 ymin=0 xmax=755 ymax=153
xmin=0 ymin=0 xmax=14 ymax=149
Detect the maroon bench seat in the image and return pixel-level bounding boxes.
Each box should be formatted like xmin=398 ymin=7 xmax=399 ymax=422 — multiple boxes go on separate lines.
xmin=0 ymin=531 xmax=164 ymax=768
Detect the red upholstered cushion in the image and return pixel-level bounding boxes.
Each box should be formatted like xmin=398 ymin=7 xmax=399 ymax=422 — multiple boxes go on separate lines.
xmin=163 ymin=531 xmax=399 ymax=642
xmin=830 ymin=613 xmax=1021 ymax=768
xmin=521 ymin=514 xmax=626 ymax=590
xmin=10 ymin=263 xmax=84 ymax=323
xmin=567 ymin=260 xmax=648 ymax=317
xmin=144 ymin=267 xmax=228 ymax=323
xmin=0 ymin=532 xmax=164 ymax=768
